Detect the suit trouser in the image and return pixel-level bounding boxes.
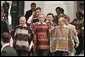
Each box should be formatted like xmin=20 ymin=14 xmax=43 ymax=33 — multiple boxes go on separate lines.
xmin=33 ymin=49 xmax=49 ymax=56
xmin=51 ymin=51 xmax=69 ymax=56
xmin=16 ymin=49 xmax=28 ymax=56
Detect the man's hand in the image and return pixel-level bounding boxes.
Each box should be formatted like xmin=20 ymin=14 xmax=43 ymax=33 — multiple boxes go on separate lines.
xmin=75 ymin=43 xmax=79 ymax=48
xmin=28 ymin=41 xmax=34 ymax=52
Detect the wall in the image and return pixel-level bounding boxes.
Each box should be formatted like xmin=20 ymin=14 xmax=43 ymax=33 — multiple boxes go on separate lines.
xmin=1 ymin=1 xmax=77 ymax=23
xmin=24 ymin=1 xmax=77 ymax=22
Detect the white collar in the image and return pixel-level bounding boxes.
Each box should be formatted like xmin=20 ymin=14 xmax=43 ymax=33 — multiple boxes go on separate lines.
xmin=1 ymin=43 xmax=10 ymax=52
xmin=58 ymin=24 xmax=68 ymax=28
xmin=46 ymin=21 xmax=53 ymax=23
xmin=37 ymin=22 xmax=46 ymax=24
xmin=19 ymin=24 xmax=27 ymax=27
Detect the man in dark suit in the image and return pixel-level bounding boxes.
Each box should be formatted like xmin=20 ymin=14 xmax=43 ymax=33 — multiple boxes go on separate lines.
xmin=10 ymin=1 xmax=19 ymax=29
xmin=1 ymin=32 xmax=17 ymax=56
xmin=25 ymin=3 xmax=36 ymax=20
xmin=3 ymin=1 xmax=9 ymax=22
xmin=1 ymin=6 xmax=9 ymax=35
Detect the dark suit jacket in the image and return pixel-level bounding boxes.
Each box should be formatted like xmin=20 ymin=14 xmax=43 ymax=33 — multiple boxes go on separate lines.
xmin=1 ymin=21 xmax=9 ymax=34
xmin=25 ymin=10 xmax=32 ymax=20
xmin=1 ymin=45 xmax=17 ymax=56
xmin=3 ymin=2 xmax=9 ymax=13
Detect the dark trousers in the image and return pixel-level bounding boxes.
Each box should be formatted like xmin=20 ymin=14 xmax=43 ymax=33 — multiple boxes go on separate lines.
xmin=51 ymin=51 xmax=69 ymax=56
xmin=75 ymin=34 xmax=83 ymax=55
xmin=16 ymin=50 xmax=28 ymax=56
xmin=33 ymin=50 xmax=49 ymax=56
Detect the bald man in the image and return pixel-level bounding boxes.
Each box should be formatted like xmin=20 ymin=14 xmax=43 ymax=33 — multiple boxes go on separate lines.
xmin=11 ymin=17 xmax=34 ymax=56
xmin=31 ymin=14 xmax=50 ymax=56
xmin=50 ymin=16 xmax=78 ymax=56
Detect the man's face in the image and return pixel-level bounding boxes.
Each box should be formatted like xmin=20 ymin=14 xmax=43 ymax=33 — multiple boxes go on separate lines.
xmin=35 ymin=9 xmax=41 ymax=17
xmin=47 ymin=15 xmax=53 ymax=21
xmin=19 ymin=18 xmax=26 ymax=25
xmin=38 ymin=15 xmax=44 ymax=23
xmin=31 ymin=5 xmax=36 ymax=11
xmin=56 ymin=9 xmax=61 ymax=15
xmin=58 ymin=17 xmax=65 ymax=25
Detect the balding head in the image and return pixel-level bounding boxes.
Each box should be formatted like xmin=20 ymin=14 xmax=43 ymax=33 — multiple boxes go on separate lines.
xmin=58 ymin=16 xmax=65 ymax=25
xmin=19 ymin=17 xmax=26 ymax=26
xmin=38 ymin=14 xmax=45 ymax=23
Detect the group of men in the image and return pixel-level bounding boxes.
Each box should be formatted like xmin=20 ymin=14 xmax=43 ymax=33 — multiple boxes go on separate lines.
xmin=1 ymin=2 xmax=84 ymax=56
